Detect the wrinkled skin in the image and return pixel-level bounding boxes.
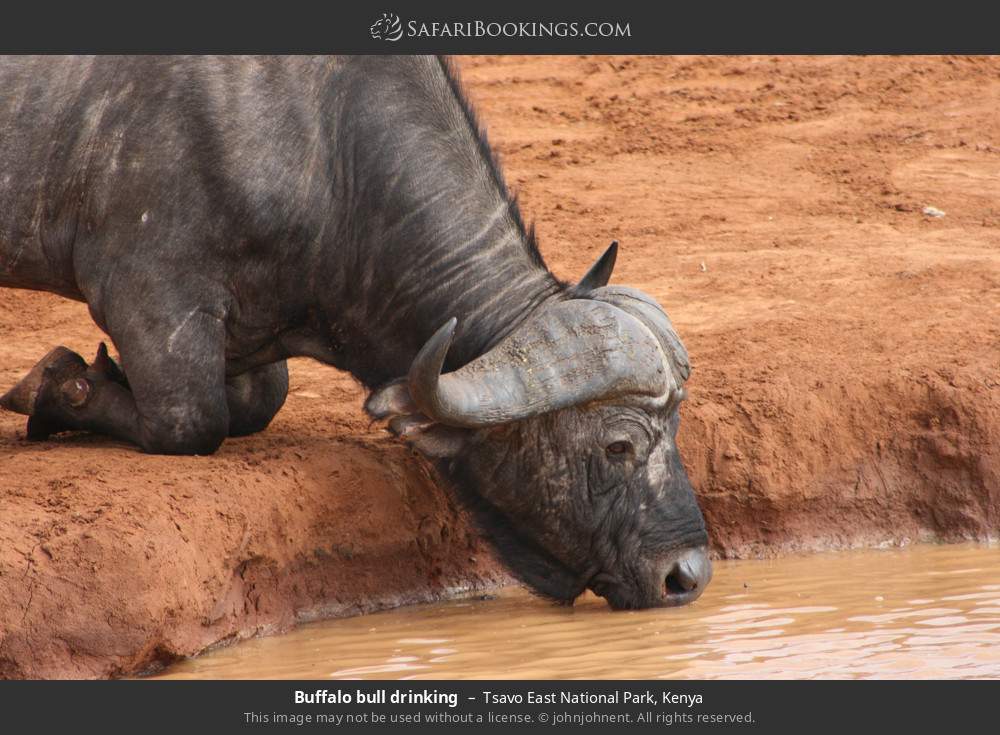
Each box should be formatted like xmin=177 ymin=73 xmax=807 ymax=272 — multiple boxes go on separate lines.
xmin=397 ymin=392 xmax=710 ymax=609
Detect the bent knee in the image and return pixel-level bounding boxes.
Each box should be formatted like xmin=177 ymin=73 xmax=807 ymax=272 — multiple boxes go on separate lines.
xmin=226 ymin=364 xmax=288 ymax=438
xmin=228 ymin=405 xmax=280 ymax=438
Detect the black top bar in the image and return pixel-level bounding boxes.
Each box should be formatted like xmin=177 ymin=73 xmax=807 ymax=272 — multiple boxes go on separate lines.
xmin=0 ymin=1 xmax=996 ymax=54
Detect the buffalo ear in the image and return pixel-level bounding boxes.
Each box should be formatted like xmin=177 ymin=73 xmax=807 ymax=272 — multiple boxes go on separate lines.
xmin=366 ymin=380 xmax=467 ymax=459
xmin=389 ymin=416 xmax=468 ymax=459
xmin=364 ymin=379 xmax=416 ymax=419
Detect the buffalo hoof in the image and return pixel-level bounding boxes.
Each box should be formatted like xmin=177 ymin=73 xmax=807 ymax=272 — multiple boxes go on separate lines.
xmin=0 ymin=347 xmax=87 ymax=417
xmin=1 ymin=344 xmax=125 ymax=442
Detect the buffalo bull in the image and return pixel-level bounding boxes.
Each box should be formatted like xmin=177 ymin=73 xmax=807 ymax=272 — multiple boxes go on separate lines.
xmin=0 ymin=56 xmax=711 ymax=609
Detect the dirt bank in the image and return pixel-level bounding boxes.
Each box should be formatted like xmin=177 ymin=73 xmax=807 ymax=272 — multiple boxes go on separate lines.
xmin=2 ymin=55 xmax=999 ymax=678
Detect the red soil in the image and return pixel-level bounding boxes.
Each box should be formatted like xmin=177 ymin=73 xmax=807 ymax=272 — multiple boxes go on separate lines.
xmin=2 ymin=55 xmax=999 ymax=678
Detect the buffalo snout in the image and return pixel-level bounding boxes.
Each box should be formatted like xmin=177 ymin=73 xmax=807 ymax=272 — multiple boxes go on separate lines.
xmin=658 ymin=546 xmax=712 ymax=607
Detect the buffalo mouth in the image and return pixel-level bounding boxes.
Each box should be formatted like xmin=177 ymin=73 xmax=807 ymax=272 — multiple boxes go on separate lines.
xmin=587 ymin=547 xmax=713 ymax=610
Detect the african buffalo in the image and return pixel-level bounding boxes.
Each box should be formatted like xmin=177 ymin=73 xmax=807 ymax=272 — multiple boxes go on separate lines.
xmin=0 ymin=56 xmax=711 ymax=609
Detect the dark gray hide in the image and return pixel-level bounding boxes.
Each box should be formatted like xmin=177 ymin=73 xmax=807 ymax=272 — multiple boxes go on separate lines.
xmin=0 ymin=56 xmax=710 ymax=608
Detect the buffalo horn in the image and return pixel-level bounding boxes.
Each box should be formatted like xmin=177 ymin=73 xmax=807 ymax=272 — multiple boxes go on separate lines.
xmin=407 ymin=299 xmax=673 ymax=428
xmin=572 ymin=241 xmax=618 ymax=295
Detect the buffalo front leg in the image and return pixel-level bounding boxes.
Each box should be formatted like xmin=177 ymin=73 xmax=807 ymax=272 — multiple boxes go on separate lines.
xmin=2 ymin=349 xmax=290 ymax=445
xmin=0 ymin=307 xmax=232 ymax=454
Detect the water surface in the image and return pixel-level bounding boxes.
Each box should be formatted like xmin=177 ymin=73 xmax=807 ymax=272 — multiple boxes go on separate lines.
xmin=159 ymin=543 xmax=1000 ymax=679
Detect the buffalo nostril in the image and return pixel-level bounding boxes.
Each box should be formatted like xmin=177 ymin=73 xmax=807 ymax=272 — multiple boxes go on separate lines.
xmin=665 ymin=565 xmax=698 ymax=594
xmin=661 ymin=547 xmax=713 ymax=600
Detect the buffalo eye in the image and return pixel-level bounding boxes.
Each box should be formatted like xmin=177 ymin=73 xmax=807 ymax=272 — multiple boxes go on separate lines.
xmin=605 ymin=440 xmax=633 ymax=458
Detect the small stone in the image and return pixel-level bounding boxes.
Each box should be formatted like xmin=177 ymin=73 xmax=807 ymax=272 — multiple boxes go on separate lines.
xmin=922 ymin=206 xmax=946 ymax=218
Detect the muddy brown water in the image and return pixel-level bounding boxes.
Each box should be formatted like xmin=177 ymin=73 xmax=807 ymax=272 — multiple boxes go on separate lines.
xmin=158 ymin=544 xmax=1000 ymax=680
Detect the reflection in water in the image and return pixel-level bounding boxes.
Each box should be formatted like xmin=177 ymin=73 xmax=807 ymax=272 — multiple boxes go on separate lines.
xmin=158 ymin=544 xmax=1000 ymax=680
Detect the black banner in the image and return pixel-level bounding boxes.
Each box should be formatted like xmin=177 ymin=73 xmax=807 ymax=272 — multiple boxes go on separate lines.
xmin=0 ymin=680 xmax=994 ymax=733
xmin=0 ymin=1 xmax=995 ymax=53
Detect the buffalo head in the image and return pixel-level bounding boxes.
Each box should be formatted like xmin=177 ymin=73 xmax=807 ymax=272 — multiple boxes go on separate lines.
xmin=367 ymin=243 xmax=711 ymax=609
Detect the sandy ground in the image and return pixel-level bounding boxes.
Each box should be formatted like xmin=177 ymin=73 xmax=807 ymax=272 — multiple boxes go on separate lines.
xmin=2 ymin=56 xmax=999 ymax=678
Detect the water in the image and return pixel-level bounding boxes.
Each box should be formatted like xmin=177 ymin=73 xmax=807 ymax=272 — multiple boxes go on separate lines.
xmin=158 ymin=543 xmax=1000 ymax=680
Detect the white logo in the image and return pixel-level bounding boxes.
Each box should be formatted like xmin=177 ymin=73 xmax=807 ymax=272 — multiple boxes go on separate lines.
xmin=370 ymin=13 xmax=403 ymax=41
